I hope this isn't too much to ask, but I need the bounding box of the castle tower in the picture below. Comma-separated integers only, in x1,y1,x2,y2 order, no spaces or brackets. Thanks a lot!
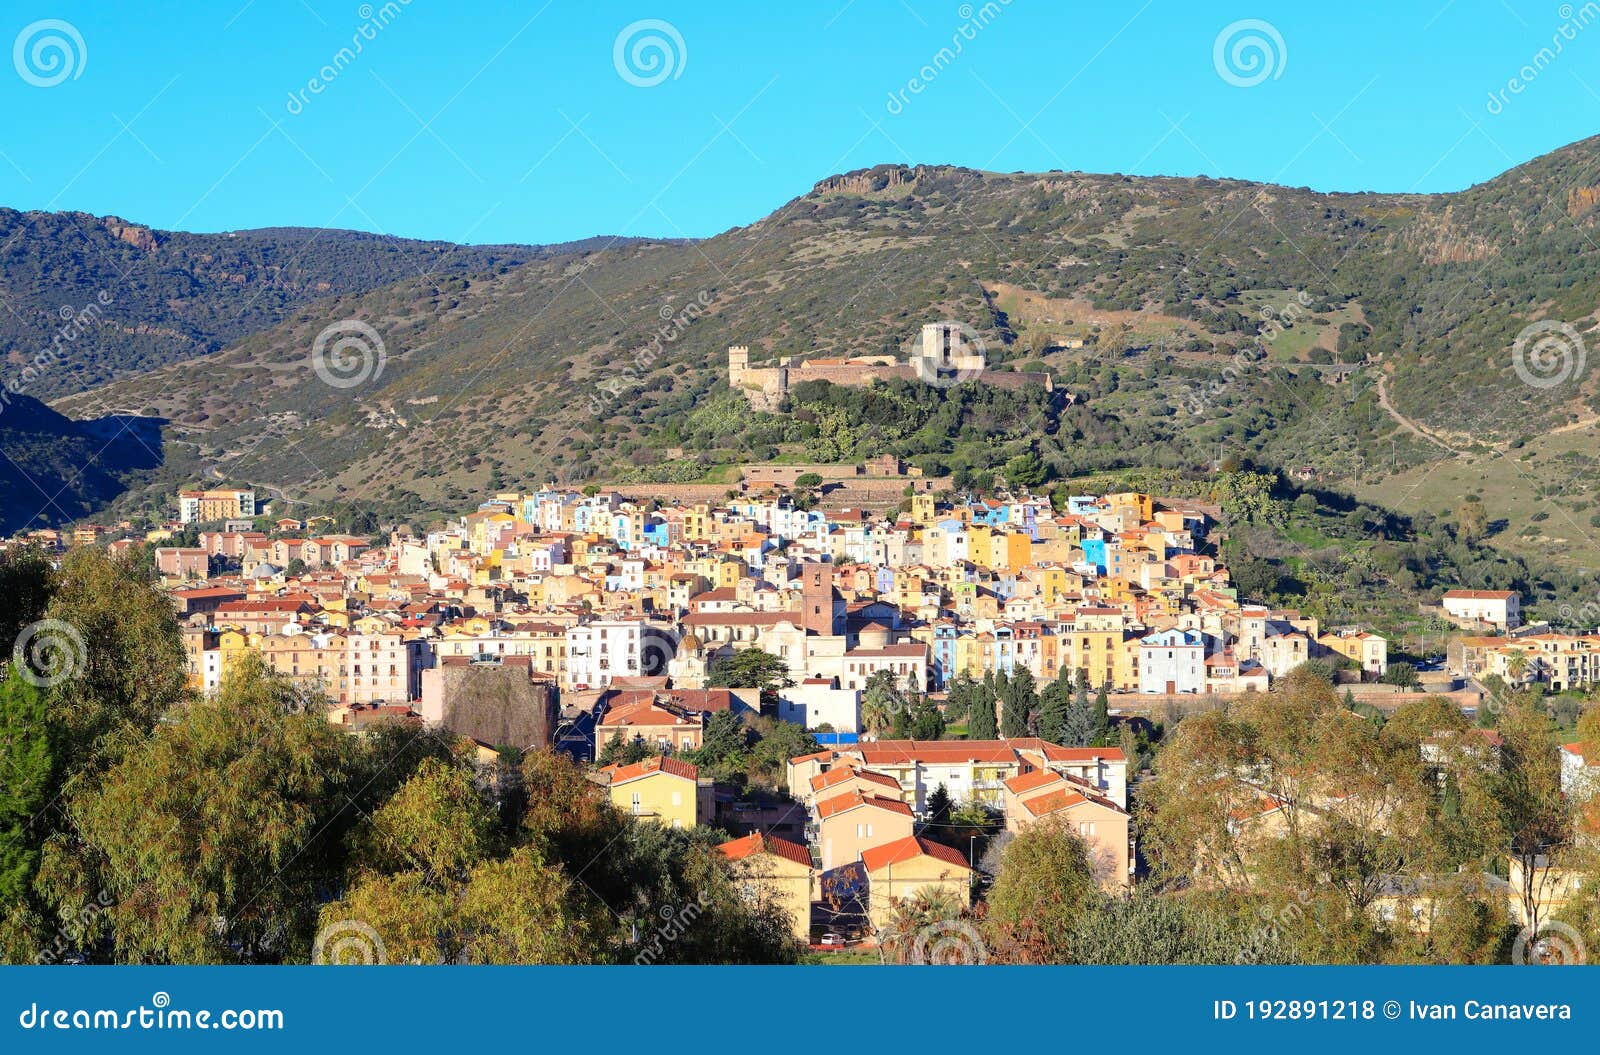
728,345,750,389
800,561,842,637
919,323,961,368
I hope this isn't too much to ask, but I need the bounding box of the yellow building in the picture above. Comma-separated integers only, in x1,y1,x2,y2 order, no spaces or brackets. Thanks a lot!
862,836,974,936
603,756,712,830
718,833,816,942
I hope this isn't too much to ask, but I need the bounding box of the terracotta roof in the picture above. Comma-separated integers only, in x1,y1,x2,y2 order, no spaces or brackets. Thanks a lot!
814,790,913,820
718,832,813,870
1002,768,1063,795
597,698,700,729
860,835,972,873
810,767,900,794
604,755,699,784
1022,786,1124,817
1442,590,1516,600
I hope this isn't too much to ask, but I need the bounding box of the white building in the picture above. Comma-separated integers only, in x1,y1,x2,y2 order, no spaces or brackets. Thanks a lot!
1139,628,1205,694
565,619,643,690
776,679,861,732
1441,589,1521,629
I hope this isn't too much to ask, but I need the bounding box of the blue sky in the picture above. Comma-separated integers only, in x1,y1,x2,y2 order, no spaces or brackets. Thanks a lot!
2,0,1597,244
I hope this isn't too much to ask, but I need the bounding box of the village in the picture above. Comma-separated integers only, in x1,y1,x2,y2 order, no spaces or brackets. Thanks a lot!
6,477,1597,954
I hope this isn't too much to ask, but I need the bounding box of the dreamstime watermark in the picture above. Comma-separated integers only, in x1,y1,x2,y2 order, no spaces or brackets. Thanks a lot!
632,891,713,964
2,292,114,415
885,1,1013,115
1511,319,1586,389
12,619,87,688
1212,19,1286,88
1235,889,1317,963
587,290,716,414
34,890,115,965
17,993,284,1031
910,919,988,964
1257,289,1314,344
312,319,387,389
12,19,85,87
312,919,387,964
1485,3,1599,115
1185,343,1265,416
914,320,987,389
1185,291,1313,416
1511,920,1587,965
613,19,686,87
284,1,413,115
638,625,683,679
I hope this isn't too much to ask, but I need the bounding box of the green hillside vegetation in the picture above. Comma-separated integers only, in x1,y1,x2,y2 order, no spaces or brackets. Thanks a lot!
0,209,666,401
12,138,1600,563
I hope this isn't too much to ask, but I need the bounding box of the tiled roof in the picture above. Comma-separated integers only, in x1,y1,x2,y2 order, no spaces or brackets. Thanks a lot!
718,832,814,870
860,836,971,872
814,790,913,820
604,755,698,784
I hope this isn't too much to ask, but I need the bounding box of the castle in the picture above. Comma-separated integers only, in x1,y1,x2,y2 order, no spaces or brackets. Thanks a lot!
728,322,1047,410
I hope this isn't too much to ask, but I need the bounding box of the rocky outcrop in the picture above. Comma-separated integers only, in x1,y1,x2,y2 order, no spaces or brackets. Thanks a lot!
101,216,159,251
812,164,924,196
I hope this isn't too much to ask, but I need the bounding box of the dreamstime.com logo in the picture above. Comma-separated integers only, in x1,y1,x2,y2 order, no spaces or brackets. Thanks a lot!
1512,319,1587,389
12,619,87,688
312,320,387,389
613,19,686,87
914,321,987,389
911,920,988,964
1213,19,1286,88
313,919,387,964
17,992,284,1031
12,19,86,87
1511,920,1587,965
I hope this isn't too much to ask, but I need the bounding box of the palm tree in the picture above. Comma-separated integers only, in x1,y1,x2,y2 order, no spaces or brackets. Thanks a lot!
876,887,966,964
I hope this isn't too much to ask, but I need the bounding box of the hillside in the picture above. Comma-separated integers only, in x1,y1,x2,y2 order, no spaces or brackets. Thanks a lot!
32,136,1600,560
0,394,163,526
0,209,658,399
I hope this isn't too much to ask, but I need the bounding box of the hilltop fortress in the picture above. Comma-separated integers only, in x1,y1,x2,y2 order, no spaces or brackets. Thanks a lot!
729,322,1053,410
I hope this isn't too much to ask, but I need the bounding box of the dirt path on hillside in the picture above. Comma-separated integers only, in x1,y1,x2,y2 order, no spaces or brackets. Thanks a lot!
1375,373,1465,456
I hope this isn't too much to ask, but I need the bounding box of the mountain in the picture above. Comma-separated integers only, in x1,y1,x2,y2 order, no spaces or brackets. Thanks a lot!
0,208,663,400
0,393,163,526
27,137,1600,565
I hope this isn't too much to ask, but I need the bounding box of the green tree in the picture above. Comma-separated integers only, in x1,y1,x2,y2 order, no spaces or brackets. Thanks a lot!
706,648,793,706
1092,684,1111,743
1037,666,1073,744
926,784,954,829
0,671,53,905
968,682,998,740
861,669,907,737
696,710,748,765
0,544,54,647
36,654,367,963
1383,662,1419,689
38,548,187,772
598,732,655,767
1000,668,1037,738
1060,680,1095,746
1004,451,1049,490
985,819,1100,963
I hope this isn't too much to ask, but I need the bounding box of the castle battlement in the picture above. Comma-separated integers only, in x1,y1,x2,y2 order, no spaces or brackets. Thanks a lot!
727,323,1052,410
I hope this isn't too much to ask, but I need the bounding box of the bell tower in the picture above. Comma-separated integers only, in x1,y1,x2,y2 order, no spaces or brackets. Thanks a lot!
801,561,841,636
